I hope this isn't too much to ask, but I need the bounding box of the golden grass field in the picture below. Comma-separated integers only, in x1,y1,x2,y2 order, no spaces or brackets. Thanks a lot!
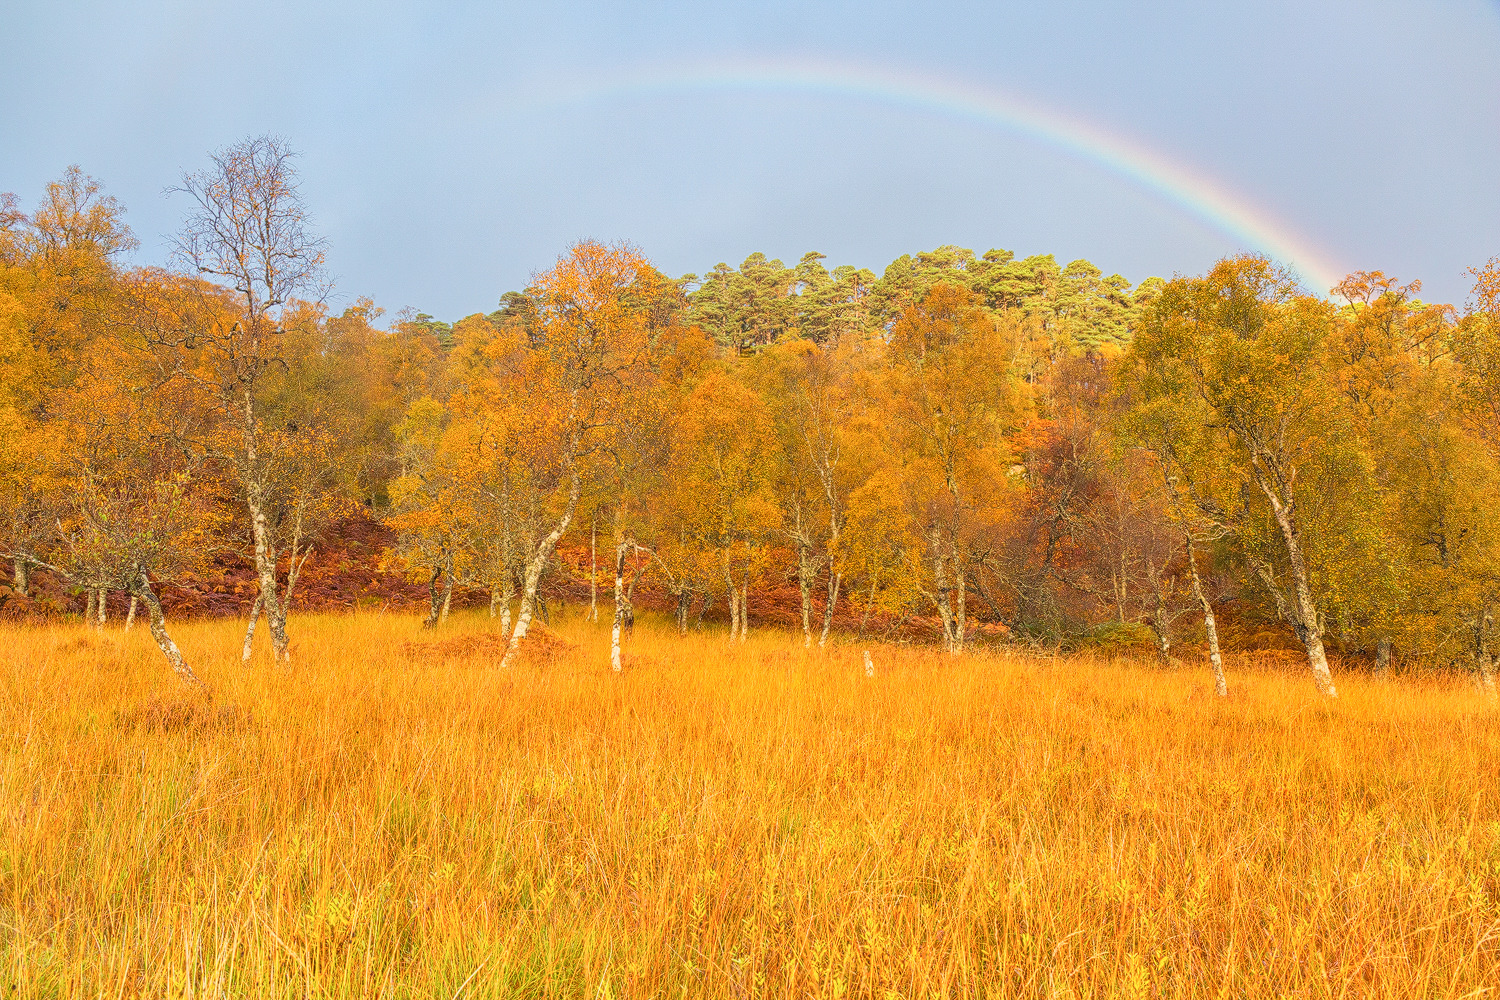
2,610,1498,998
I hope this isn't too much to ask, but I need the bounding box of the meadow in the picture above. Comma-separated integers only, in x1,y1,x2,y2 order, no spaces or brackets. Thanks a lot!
1,610,1498,998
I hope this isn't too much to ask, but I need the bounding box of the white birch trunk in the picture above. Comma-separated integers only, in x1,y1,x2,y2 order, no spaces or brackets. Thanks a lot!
422,563,443,629
97,588,107,628
1187,543,1226,697
131,570,200,686
955,556,967,655
124,595,137,632
11,557,28,596
1375,638,1391,681
1256,471,1336,697
242,592,263,662
722,550,739,640
499,516,574,669
590,520,598,622
611,541,627,672
728,580,740,640
819,570,841,648
241,390,288,661
1480,656,1498,702
817,449,844,649
84,588,97,628
739,580,749,643
282,521,309,611
798,542,814,649
1477,614,1497,702
248,492,290,661
499,441,579,669
931,528,956,652
439,551,453,624
1153,579,1171,666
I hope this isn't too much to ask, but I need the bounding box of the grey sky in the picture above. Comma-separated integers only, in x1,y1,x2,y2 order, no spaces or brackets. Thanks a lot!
3,0,1497,318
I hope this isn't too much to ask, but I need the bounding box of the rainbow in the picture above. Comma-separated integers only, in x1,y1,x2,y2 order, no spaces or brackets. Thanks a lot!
523,56,1346,294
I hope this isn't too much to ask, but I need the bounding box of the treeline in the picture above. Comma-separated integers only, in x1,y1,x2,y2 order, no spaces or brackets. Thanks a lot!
3,137,1499,698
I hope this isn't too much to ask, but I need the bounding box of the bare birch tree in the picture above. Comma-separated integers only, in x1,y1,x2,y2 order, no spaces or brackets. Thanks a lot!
167,135,329,663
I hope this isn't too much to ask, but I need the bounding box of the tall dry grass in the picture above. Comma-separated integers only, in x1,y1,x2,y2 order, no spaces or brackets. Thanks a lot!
1,609,1497,998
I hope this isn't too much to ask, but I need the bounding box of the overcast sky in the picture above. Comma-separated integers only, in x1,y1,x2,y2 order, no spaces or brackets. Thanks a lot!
3,0,1497,318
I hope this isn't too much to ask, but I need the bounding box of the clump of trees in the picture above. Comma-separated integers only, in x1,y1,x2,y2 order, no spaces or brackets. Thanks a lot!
3,138,1498,700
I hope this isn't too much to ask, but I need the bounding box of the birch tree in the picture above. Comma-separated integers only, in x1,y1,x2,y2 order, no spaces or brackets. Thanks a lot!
488,242,686,668
1121,255,1379,697
387,396,465,628
758,339,858,646
0,169,135,599
39,294,218,684
882,283,1023,652
671,369,780,642
160,135,331,663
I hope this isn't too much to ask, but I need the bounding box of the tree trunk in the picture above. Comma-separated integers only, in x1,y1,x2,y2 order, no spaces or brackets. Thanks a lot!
821,483,843,648
11,556,28,596
501,573,514,634
590,519,598,622
1375,638,1391,681
724,561,740,640
439,550,454,624
1287,580,1336,696
124,595,138,632
931,529,956,652
265,582,289,661
247,492,290,662
797,541,814,648
96,587,107,628
1480,656,1498,702
1257,476,1337,697
242,592,263,662
283,526,310,611
422,564,442,629
131,570,201,686
1477,613,1497,702
490,584,501,619
739,580,749,643
84,587,97,627
499,496,576,669
1153,583,1171,666
611,541,628,672
955,558,967,655
820,570,841,648
1186,543,1226,697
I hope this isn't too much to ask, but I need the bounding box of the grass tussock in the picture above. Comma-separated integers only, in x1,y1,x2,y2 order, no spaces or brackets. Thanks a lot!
1,610,1498,998
402,624,576,667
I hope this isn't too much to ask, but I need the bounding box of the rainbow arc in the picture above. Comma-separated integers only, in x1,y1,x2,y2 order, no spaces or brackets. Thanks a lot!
529,56,1345,294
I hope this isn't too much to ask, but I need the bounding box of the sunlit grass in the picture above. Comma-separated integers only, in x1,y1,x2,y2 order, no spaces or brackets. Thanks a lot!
1,609,1497,997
